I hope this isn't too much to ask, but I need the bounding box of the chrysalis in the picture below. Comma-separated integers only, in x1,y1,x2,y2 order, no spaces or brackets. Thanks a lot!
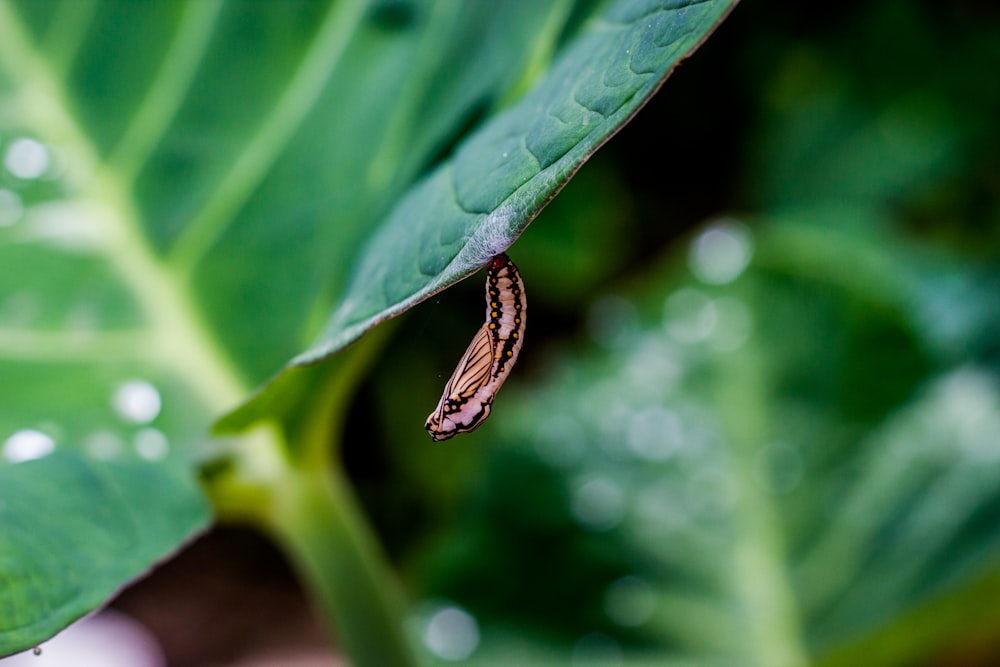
425,253,526,441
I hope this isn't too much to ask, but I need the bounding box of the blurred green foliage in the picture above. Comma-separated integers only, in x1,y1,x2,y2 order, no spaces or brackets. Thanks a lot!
356,1,1000,666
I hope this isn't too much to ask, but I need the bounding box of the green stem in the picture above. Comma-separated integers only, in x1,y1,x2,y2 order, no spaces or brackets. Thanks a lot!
715,283,809,667
209,323,411,667
265,464,419,667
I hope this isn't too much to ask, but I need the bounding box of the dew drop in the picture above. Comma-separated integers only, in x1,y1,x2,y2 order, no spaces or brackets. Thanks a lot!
112,380,162,424
688,218,754,285
134,428,169,461
422,605,480,662
4,137,50,180
2,429,55,463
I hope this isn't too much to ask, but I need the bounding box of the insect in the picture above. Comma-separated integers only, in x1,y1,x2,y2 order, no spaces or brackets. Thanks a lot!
425,253,526,441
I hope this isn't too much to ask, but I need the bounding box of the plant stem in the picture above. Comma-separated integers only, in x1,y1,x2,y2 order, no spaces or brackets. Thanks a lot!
714,281,809,667
265,463,419,667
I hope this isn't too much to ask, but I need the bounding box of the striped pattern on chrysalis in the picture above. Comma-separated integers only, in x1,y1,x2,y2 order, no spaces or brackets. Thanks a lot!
425,253,526,441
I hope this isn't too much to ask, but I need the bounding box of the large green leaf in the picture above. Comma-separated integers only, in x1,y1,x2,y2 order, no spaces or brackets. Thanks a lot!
0,452,206,654
292,0,739,367
0,0,738,657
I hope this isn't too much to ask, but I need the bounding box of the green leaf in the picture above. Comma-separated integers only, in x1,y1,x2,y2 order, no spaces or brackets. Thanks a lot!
292,0,739,368
0,452,207,655
0,0,739,658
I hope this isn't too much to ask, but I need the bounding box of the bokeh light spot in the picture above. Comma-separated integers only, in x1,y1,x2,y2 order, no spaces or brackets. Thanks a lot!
572,477,626,531
422,605,480,662
3,429,55,463
112,380,162,424
936,369,1000,462
134,428,170,461
689,218,753,285
626,406,682,461
604,576,656,627
707,296,754,351
4,137,50,180
85,430,124,460
664,288,716,344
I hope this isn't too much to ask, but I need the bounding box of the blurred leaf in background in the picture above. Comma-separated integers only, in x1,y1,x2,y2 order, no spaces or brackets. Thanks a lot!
360,1,1000,666
400,218,1000,666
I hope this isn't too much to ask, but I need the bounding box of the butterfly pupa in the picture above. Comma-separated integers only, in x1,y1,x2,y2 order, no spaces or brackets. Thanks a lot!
425,253,526,441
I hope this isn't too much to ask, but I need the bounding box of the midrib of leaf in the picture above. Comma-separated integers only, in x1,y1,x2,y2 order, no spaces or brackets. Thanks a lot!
0,0,246,415
715,322,810,667
108,0,225,185
166,0,369,280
